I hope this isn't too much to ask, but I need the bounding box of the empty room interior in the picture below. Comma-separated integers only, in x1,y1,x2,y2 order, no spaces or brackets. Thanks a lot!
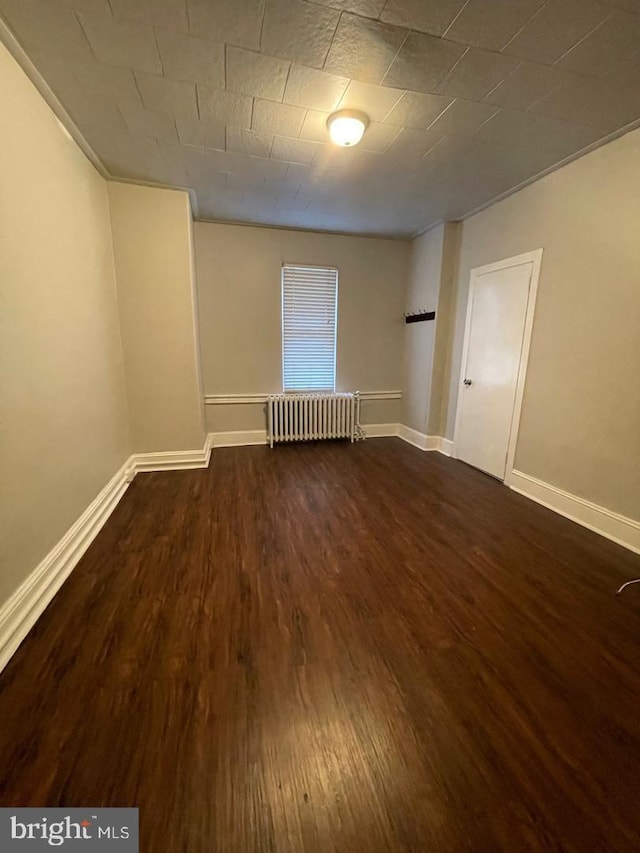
1,0,640,849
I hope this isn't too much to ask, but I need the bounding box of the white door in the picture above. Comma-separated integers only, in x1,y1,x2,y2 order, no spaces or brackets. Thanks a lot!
454,254,539,480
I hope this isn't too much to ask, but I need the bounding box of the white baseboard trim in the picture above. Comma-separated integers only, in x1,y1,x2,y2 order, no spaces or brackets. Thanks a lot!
210,430,268,448
362,423,400,438
209,425,403,445
207,425,455,447
438,438,454,457
397,424,436,450
510,470,640,555
0,435,216,675
396,425,451,454
132,435,213,473
0,460,132,675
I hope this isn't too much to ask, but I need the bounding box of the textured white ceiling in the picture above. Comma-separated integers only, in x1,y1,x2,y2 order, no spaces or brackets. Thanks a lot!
2,0,640,236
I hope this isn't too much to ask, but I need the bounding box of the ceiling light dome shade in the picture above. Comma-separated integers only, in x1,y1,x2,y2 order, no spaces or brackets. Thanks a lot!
327,110,369,147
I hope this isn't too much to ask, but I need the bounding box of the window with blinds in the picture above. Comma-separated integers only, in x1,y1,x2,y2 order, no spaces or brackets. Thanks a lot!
281,264,338,392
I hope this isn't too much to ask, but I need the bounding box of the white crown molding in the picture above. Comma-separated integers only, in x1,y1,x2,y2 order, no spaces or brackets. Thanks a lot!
510,470,640,555
195,217,408,241
205,390,402,405
411,122,640,239
5,7,639,243
0,15,107,176
0,19,202,216
457,117,640,229
108,175,201,218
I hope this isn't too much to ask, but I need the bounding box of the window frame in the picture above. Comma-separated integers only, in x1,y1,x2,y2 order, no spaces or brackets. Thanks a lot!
281,263,339,394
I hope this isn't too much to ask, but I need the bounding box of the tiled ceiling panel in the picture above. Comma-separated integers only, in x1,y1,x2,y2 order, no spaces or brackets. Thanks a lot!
557,10,640,76
483,60,567,110
443,0,545,52
436,48,521,100
337,79,405,121
380,0,466,37
108,0,189,29
76,10,164,72
186,0,263,49
283,65,349,111
605,50,640,89
1,0,639,237
383,31,466,92
154,29,225,88
323,13,407,82
384,91,453,129
261,0,339,69
226,46,290,101
502,0,611,65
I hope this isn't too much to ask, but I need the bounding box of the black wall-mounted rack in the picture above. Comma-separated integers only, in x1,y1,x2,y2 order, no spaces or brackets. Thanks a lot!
404,310,436,324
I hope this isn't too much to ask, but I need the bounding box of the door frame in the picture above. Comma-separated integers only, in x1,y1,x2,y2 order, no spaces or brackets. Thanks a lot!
453,249,543,486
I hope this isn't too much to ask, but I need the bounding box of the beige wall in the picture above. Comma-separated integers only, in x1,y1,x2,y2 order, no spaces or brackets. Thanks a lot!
0,43,130,606
402,225,442,433
4,14,636,622
402,222,460,435
108,183,205,453
206,398,403,434
446,128,640,519
429,223,460,436
194,222,409,430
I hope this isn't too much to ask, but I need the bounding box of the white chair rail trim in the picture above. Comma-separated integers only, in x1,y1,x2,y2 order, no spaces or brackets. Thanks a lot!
204,390,402,405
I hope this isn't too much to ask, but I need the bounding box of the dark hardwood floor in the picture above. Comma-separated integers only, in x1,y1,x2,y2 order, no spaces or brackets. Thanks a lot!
1,438,639,852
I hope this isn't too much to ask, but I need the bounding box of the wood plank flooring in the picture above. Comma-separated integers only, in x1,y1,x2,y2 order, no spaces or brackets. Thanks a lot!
1,438,639,852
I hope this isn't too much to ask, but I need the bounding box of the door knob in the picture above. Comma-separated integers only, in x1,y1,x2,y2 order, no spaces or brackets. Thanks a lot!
463,378,472,386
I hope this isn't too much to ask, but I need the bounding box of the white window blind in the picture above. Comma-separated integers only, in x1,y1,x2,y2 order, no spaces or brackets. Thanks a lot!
282,264,338,392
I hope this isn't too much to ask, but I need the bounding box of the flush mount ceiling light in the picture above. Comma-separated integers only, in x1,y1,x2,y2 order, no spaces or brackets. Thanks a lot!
326,110,369,147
